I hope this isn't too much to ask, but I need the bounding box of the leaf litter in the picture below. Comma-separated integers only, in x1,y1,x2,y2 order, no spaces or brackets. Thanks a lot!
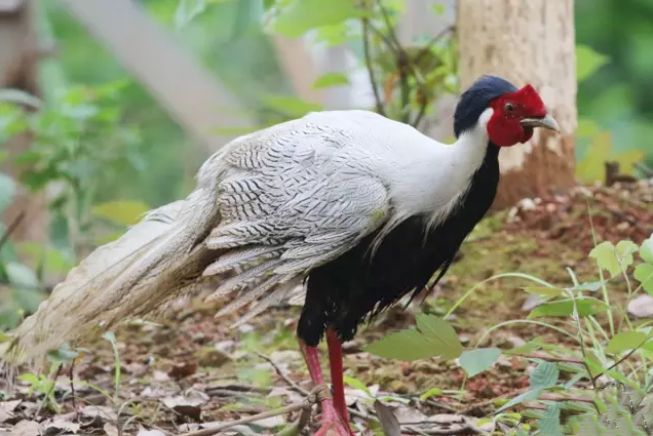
0,180,651,435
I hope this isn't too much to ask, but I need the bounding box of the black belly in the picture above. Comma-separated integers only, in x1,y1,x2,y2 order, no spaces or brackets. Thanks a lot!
297,145,500,346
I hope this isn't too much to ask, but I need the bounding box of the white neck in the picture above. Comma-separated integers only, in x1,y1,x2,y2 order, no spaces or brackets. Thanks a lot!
389,108,494,222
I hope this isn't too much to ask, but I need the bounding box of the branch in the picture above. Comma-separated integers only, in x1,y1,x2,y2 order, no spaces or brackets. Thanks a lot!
0,211,25,251
361,16,386,116
413,26,454,65
178,385,326,436
256,352,309,396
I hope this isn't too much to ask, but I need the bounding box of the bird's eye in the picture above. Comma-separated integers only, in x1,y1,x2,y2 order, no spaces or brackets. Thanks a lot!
504,102,515,113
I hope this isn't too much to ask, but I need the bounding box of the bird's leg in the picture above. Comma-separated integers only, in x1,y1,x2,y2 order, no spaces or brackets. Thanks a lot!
326,327,350,426
299,339,353,436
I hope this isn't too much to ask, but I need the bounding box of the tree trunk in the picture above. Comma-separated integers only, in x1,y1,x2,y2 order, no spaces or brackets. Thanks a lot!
0,0,47,242
457,0,577,208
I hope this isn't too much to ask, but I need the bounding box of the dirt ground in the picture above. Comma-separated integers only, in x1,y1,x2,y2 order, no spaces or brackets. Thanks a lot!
1,180,651,435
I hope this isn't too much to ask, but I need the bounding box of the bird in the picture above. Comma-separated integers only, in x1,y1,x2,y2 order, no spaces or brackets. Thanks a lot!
4,75,558,435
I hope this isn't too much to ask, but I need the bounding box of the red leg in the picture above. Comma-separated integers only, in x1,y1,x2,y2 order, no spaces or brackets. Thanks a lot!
299,339,353,436
326,328,350,426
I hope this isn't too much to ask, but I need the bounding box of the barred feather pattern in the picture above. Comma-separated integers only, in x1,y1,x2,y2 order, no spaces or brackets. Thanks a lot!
5,109,491,366
199,115,392,314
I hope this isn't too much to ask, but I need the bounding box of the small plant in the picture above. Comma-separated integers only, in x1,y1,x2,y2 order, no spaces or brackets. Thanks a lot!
367,232,653,433
0,81,145,255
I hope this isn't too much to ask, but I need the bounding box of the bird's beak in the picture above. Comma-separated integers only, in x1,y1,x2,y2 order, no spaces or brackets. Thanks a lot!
520,114,560,132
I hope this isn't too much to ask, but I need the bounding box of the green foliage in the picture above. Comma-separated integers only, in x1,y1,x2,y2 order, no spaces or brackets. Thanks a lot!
261,94,323,119
0,81,144,253
589,240,638,278
528,297,608,318
634,235,653,295
365,314,463,361
576,45,609,82
264,0,362,37
459,347,501,378
17,365,61,412
0,173,16,215
575,129,645,182
312,72,350,89
395,232,653,433
605,331,650,354
174,0,236,29
538,403,563,436
92,200,150,227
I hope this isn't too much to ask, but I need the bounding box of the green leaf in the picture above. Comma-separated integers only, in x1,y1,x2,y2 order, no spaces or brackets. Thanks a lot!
522,286,565,299
414,314,464,359
92,200,150,226
6,262,39,288
0,173,15,214
497,388,543,413
174,0,206,29
505,338,545,356
606,331,650,354
616,240,638,269
589,240,638,278
267,0,362,37
343,375,371,396
312,72,349,89
538,403,563,436
459,347,501,377
366,314,463,361
432,3,445,15
262,94,322,118
47,344,80,364
576,44,609,82
576,132,644,183
634,264,653,295
529,361,559,389
528,297,608,318
640,234,653,263
419,387,442,401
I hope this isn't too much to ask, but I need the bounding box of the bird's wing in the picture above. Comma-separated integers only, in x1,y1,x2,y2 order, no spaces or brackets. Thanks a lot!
201,118,391,321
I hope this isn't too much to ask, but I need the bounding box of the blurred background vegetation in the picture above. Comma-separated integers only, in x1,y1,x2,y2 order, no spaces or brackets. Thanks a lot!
0,0,651,328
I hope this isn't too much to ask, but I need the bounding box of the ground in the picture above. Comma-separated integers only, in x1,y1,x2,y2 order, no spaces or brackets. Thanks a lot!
1,180,651,435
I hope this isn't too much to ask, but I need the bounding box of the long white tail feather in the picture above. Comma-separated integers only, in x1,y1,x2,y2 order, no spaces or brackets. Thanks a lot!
4,188,219,366
231,276,299,327
202,246,281,276
209,258,284,297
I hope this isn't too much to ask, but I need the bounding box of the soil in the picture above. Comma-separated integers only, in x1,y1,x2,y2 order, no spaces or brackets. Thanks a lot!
1,180,651,435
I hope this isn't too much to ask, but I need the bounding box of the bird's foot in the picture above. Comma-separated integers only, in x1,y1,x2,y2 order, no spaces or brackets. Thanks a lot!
315,401,354,436
314,419,353,436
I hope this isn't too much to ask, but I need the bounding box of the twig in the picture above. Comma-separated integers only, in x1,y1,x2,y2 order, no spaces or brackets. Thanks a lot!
413,26,454,65
69,361,78,419
410,26,455,128
361,16,386,116
0,211,24,250
256,352,309,396
517,353,584,365
275,402,313,436
539,393,596,405
460,387,529,415
367,22,399,55
178,386,325,436
374,0,411,122
591,343,644,384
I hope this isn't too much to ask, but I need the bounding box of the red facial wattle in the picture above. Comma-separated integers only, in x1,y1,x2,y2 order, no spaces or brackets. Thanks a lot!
487,84,548,147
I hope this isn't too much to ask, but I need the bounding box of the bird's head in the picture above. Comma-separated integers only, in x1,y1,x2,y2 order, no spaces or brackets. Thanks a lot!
453,75,559,147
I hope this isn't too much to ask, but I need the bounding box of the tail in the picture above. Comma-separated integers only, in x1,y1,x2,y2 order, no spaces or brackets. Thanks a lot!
3,188,219,367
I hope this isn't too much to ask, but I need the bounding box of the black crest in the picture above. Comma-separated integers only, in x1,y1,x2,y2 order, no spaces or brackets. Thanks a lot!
453,75,517,137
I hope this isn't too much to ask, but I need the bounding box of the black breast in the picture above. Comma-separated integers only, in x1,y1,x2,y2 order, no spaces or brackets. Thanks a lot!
298,144,500,346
